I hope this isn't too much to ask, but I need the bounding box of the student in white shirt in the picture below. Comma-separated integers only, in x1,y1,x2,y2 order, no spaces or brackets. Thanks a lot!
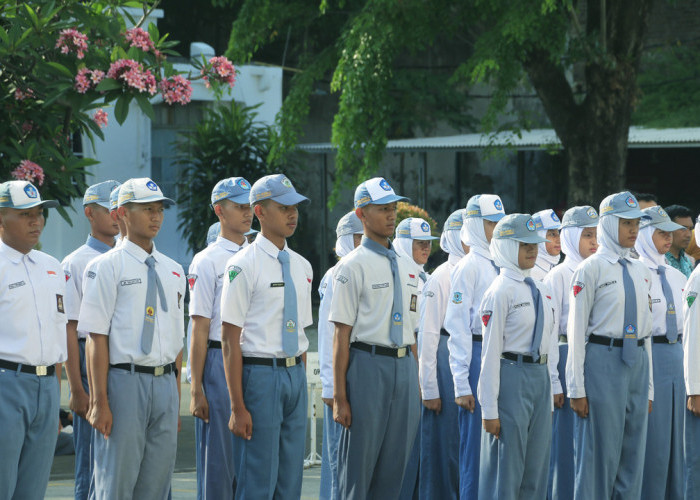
530,208,562,281
543,205,599,500
394,216,439,500
478,213,560,500
189,177,253,499
566,191,654,500
78,177,186,500
635,206,686,500
330,177,420,499
684,222,700,500
0,180,66,500
220,173,313,500
444,193,505,499
419,209,468,499
62,179,121,500
318,211,363,500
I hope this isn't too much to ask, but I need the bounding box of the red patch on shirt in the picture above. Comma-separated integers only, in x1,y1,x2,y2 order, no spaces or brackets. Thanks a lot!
307,278,312,283
409,274,415,279
65,272,71,282
187,274,197,290
47,270,56,276
572,281,585,297
546,295,551,300
172,271,181,278
481,311,492,327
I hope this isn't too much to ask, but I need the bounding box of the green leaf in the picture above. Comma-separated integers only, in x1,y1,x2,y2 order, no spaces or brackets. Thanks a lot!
95,78,123,91
23,3,39,29
0,26,9,46
148,22,160,45
135,94,155,121
55,204,74,226
114,94,131,125
46,62,74,79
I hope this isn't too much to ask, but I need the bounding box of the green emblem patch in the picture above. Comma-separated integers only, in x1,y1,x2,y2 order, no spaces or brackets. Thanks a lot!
228,266,242,282
687,292,697,308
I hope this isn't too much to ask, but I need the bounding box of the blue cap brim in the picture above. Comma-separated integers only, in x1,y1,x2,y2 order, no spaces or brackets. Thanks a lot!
563,221,598,229
413,235,439,240
367,194,409,206
213,193,251,205
10,199,59,209
513,235,550,244
269,192,310,206
127,195,175,207
608,208,645,219
643,220,684,231
483,213,506,222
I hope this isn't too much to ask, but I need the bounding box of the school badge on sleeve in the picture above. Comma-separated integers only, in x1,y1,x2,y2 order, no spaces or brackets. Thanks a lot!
452,292,463,304
481,310,492,327
688,291,698,308
572,281,585,297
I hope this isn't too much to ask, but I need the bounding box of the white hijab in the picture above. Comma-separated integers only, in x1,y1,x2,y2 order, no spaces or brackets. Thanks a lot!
598,215,630,258
463,217,491,254
393,237,424,270
560,226,585,268
440,229,466,263
491,238,528,277
536,229,559,269
335,234,356,258
635,225,666,268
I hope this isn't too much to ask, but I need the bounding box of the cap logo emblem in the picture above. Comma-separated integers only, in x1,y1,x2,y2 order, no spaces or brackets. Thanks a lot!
420,222,430,232
526,219,536,231
586,207,598,218
625,196,637,208
24,184,38,199
551,212,560,222
379,179,392,191
281,177,293,188
146,180,158,191
658,207,667,217
494,199,503,211
238,179,250,190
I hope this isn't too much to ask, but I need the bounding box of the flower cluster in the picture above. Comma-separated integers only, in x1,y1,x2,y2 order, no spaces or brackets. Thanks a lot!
74,67,106,93
11,160,45,186
202,56,236,89
107,59,156,95
92,109,108,128
14,88,35,100
124,27,155,52
56,28,88,59
159,75,193,105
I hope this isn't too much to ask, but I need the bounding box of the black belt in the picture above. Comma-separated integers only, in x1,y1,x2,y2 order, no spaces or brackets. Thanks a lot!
0,359,55,376
208,340,222,349
78,338,87,344
440,328,450,337
652,335,682,344
558,335,568,344
242,356,302,368
501,352,548,364
588,334,645,348
472,334,483,342
351,341,411,358
110,362,177,376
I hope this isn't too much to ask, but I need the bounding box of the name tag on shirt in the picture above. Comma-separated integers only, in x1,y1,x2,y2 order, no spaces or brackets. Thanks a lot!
270,282,285,288
410,294,417,312
9,281,25,290
56,294,64,313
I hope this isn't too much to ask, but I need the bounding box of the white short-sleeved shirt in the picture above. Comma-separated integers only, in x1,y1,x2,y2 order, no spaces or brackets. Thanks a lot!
62,236,114,337
544,260,577,340
329,244,419,347
0,242,68,365
188,236,248,342
418,260,454,400
565,247,654,400
445,246,499,397
684,267,700,394
639,260,685,338
477,268,560,420
77,240,186,366
318,266,336,399
220,234,313,358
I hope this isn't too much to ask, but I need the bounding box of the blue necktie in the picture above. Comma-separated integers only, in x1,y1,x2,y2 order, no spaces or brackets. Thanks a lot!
361,238,404,346
524,277,544,358
657,266,679,343
491,260,500,275
619,259,638,366
419,271,427,283
277,250,299,356
142,256,168,354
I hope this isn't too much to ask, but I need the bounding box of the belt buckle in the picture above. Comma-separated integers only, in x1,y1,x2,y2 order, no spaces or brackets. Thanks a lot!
538,355,547,365
397,347,407,358
669,337,678,344
36,365,47,376
285,357,296,368
154,366,164,376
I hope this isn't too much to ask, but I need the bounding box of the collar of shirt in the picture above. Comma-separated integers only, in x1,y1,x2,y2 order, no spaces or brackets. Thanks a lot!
85,234,114,254
122,238,159,264
501,267,525,282
470,244,495,263
255,233,288,259
216,235,248,253
0,240,35,264
639,255,660,270
596,246,620,264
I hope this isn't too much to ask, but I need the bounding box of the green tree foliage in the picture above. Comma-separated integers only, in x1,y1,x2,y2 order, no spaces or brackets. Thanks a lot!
175,101,274,252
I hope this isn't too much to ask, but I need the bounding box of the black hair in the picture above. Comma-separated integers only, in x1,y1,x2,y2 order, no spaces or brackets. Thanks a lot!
631,192,658,204
664,204,694,223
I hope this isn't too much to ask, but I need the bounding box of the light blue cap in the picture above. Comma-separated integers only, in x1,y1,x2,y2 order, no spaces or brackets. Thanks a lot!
493,213,549,243
464,194,506,222
599,191,644,219
0,180,58,209
249,174,309,206
109,185,122,211
83,180,120,209
336,211,363,238
354,177,408,208
532,209,561,231
561,205,599,228
206,222,220,245
640,206,684,231
211,177,252,205
118,178,174,208
395,217,439,240
443,209,464,232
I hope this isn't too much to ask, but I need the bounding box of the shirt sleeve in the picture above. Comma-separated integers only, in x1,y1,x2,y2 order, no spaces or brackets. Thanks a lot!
445,261,477,397
685,273,700,394
418,273,444,400
477,284,508,420
188,254,216,319
301,260,314,329
62,257,82,322
220,255,252,329
541,281,562,396
328,260,361,328
317,270,335,399
77,257,117,335
643,266,654,401
566,262,596,399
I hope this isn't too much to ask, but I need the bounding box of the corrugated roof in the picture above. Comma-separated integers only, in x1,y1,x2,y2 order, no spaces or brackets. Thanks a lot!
298,127,700,153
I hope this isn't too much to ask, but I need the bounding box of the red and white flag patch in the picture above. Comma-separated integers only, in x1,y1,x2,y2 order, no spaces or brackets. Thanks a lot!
482,310,492,327
187,274,197,290
573,281,585,297
172,271,181,278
